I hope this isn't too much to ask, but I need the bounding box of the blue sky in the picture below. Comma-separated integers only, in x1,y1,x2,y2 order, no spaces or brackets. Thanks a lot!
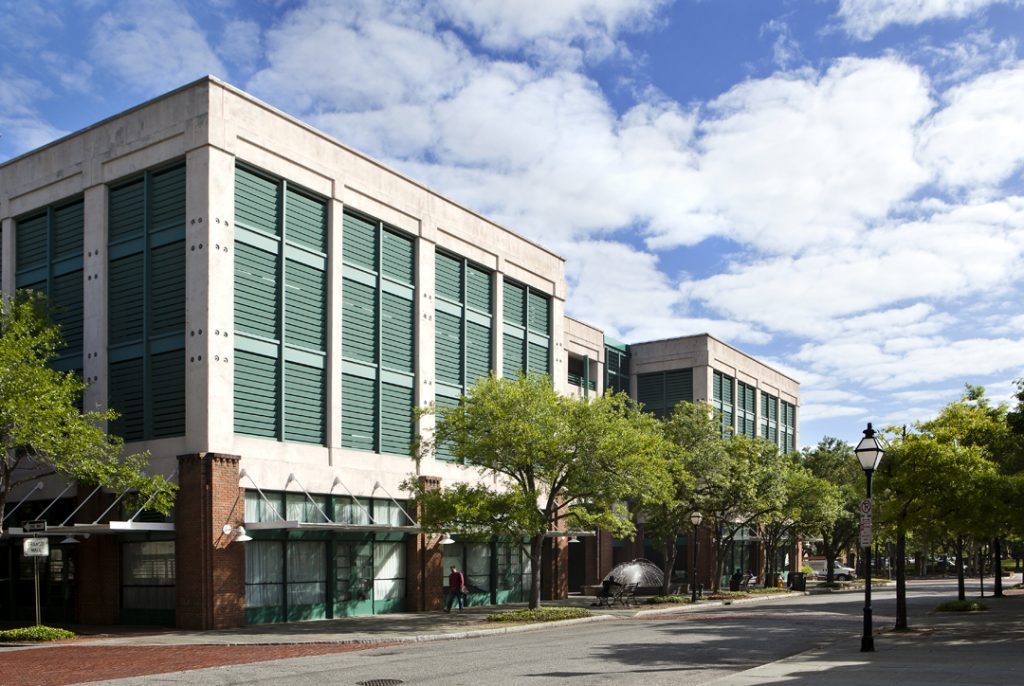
3,0,1024,448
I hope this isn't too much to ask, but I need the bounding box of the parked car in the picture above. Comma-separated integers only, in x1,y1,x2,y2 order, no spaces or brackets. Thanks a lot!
807,559,857,581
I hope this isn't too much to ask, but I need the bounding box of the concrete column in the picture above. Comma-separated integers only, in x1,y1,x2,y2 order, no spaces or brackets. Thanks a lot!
326,198,343,454
82,186,107,414
550,296,566,393
184,146,236,454
492,262,503,377
175,452,245,629
0,218,13,294
416,234,436,466
693,367,712,405
406,475,444,611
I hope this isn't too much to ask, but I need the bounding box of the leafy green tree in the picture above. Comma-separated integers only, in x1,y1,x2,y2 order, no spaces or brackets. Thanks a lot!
801,437,862,583
641,401,714,595
672,433,786,591
760,460,841,587
405,374,669,609
0,291,175,522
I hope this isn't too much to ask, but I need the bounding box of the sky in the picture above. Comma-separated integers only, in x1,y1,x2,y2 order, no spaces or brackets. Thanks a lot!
2,0,1024,448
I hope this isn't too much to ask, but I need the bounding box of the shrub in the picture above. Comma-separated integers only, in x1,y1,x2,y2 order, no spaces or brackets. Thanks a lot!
646,595,691,605
936,600,988,612
486,607,591,623
0,626,76,642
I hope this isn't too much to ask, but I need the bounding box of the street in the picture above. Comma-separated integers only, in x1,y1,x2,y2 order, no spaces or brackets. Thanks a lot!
79,578,1019,685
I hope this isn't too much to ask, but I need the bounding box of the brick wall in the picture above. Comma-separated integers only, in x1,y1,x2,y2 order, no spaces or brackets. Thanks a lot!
405,475,443,611
175,452,245,629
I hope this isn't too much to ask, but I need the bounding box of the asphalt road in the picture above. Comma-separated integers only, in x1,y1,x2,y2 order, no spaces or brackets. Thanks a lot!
90,579,977,686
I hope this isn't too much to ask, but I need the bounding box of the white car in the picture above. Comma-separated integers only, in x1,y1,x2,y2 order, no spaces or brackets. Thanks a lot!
807,560,856,581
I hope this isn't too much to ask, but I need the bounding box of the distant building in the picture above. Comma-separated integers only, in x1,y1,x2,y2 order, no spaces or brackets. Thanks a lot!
0,77,798,627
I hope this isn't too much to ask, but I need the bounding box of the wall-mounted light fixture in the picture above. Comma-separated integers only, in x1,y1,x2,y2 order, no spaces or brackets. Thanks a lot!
222,524,252,543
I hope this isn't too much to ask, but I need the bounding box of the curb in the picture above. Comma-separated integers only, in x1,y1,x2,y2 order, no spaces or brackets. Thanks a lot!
633,591,805,618
68,614,619,648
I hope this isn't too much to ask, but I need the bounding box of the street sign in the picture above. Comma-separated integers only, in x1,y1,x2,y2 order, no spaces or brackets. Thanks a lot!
859,499,872,516
23,537,49,557
23,520,47,533
859,521,873,547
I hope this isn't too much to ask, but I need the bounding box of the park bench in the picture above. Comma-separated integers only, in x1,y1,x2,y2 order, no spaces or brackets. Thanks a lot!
595,581,638,608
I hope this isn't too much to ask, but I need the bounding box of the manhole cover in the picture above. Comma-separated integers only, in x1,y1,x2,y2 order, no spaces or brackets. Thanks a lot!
356,680,404,686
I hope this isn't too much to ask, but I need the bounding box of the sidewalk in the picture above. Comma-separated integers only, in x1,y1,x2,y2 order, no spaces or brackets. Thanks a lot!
714,585,1024,685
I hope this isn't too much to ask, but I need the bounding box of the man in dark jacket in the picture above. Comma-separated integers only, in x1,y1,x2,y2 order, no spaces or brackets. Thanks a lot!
445,565,466,612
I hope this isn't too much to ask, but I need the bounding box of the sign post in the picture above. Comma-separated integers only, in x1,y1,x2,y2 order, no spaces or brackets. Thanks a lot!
859,499,873,548
23,538,49,626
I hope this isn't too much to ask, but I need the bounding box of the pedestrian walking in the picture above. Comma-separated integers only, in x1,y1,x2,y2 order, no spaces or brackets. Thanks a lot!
445,565,466,612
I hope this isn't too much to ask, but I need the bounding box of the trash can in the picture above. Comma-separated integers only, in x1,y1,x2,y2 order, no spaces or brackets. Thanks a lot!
729,578,741,591
789,571,806,591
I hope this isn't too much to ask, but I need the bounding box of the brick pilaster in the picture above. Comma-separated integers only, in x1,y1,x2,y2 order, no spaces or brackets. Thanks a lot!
74,492,120,624
406,475,444,611
175,452,245,629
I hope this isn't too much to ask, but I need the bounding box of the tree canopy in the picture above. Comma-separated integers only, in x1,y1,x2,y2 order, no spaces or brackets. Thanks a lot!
0,291,175,522
405,373,668,608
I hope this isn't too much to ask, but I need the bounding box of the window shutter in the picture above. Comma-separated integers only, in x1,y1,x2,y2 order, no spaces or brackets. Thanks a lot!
235,167,280,236
285,188,326,253
380,382,413,455
341,373,376,451
342,278,377,363
234,350,280,438
381,291,414,373
150,349,186,437
284,258,326,349
284,360,325,444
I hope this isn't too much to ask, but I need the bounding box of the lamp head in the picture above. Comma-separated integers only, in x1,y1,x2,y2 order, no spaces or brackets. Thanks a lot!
439,533,455,545
855,423,885,472
690,511,703,527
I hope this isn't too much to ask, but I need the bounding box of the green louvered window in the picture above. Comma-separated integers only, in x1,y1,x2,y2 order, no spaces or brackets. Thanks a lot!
604,342,630,395
737,381,756,438
637,369,693,418
341,208,415,455
434,251,493,462
712,370,735,438
761,392,778,445
781,400,796,454
502,280,549,379
15,199,84,373
234,164,328,444
107,164,186,440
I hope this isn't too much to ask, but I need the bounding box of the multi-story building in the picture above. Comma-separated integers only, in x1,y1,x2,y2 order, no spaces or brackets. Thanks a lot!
0,78,798,627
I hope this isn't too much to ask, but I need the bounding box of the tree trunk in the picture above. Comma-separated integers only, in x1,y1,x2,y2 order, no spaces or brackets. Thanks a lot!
662,537,677,596
993,538,1004,597
956,536,966,602
978,547,985,598
894,528,908,630
529,534,544,609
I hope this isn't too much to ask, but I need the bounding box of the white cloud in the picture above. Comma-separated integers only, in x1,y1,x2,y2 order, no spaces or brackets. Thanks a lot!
218,19,263,73
837,0,1014,40
648,57,932,254
90,0,227,94
916,30,1018,85
438,0,668,65
0,72,65,156
919,65,1024,190
799,403,868,422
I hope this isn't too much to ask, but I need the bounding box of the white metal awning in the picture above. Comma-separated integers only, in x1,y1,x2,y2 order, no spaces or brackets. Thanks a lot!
245,520,419,534
5,522,175,536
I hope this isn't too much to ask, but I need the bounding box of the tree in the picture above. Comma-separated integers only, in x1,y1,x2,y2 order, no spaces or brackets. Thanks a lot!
802,437,862,584
760,460,841,588
676,433,786,591
642,401,715,595
405,374,669,609
0,291,175,522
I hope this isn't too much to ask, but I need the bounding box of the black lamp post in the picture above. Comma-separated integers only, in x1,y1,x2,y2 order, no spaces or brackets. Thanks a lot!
855,422,885,652
691,511,703,603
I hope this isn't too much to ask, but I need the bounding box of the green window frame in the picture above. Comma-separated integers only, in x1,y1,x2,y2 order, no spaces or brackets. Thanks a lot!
233,163,328,444
434,250,493,461
502,280,550,379
15,197,84,373
637,369,693,418
604,343,630,395
712,370,735,438
761,392,778,445
781,400,796,453
107,164,186,441
340,208,415,455
737,381,756,438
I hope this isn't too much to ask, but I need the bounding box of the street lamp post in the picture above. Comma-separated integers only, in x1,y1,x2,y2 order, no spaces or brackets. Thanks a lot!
855,422,885,653
691,511,703,603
